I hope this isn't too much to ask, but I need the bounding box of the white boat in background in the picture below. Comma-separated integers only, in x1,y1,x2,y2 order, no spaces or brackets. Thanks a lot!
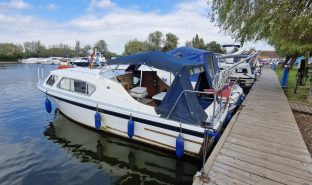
21,58,40,64
69,57,89,67
217,52,258,92
21,57,64,65
38,51,232,158
45,57,63,65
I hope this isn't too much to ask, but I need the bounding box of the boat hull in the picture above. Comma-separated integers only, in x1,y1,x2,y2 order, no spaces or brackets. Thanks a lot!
51,96,206,157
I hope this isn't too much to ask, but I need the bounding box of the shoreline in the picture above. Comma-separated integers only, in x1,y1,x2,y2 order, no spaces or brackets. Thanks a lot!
0,61,20,64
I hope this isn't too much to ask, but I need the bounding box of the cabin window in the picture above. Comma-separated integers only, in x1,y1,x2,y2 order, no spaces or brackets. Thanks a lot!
236,68,248,73
58,77,96,96
87,84,96,95
58,78,72,90
46,75,57,86
73,80,86,94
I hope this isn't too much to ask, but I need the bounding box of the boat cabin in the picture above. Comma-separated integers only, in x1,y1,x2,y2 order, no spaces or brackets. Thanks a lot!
107,51,215,125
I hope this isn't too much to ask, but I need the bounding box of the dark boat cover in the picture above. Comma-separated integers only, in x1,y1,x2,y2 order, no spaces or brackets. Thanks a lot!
108,51,208,125
167,47,219,88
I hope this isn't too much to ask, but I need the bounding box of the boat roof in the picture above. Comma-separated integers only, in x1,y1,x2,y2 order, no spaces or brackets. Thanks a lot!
107,51,204,75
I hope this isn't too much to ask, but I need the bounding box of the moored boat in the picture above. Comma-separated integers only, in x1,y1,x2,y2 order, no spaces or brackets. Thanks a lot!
38,51,231,158
217,53,258,93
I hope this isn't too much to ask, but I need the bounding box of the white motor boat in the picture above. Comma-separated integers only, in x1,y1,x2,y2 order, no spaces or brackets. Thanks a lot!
38,51,232,158
21,58,40,64
218,53,258,92
45,57,63,65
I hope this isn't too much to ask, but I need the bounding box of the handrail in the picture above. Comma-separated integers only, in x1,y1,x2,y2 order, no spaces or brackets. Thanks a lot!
166,89,226,122
37,64,44,81
213,53,258,91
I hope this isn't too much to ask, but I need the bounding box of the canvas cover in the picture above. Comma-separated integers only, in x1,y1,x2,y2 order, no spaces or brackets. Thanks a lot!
167,47,219,88
108,51,208,125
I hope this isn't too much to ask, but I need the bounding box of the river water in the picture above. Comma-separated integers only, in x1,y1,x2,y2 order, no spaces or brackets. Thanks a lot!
0,64,200,185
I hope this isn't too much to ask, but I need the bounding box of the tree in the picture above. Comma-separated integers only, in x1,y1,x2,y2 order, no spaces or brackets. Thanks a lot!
106,51,119,59
209,0,312,55
185,34,206,49
205,41,224,53
208,0,312,100
0,43,23,61
83,44,92,54
147,31,163,50
75,41,81,56
95,40,109,57
231,47,239,54
163,33,179,51
123,39,149,55
23,41,46,57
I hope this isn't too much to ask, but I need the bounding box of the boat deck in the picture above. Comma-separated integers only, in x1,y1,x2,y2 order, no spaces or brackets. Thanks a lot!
193,67,312,185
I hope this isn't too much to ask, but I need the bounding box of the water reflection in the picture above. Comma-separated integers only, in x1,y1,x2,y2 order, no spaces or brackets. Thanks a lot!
44,110,200,185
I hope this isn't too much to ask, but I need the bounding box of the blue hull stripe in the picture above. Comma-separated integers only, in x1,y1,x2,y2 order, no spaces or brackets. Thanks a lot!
49,94,205,138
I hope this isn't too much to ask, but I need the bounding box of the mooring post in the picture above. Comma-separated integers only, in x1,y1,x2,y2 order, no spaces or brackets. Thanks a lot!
281,65,289,87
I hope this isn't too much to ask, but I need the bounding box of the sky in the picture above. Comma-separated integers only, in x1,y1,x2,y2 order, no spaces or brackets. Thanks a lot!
0,0,274,54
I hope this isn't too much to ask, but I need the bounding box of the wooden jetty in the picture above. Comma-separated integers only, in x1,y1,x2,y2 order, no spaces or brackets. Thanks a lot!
193,67,312,185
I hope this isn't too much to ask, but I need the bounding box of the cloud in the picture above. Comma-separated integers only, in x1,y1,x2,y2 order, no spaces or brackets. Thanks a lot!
0,0,32,10
47,3,58,10
0,0,273,54
87,0,116,12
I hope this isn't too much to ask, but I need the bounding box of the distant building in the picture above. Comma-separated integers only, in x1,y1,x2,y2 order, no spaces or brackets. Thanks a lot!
259,50,279,60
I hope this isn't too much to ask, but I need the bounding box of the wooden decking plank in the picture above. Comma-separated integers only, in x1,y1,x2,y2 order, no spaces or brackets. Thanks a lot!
230,128,306,149
238,113,296,123
234,119,301,134
220,147,312,181
193,68,312,185
215,154,312,185
223,142,312,173
227,134,311,163
207,168,250,185
212,162,281,185
233,120,301,136
237,113,297,123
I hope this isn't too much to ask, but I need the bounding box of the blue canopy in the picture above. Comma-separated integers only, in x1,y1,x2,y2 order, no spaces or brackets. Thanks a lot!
167,47,219,88
108,51,208,125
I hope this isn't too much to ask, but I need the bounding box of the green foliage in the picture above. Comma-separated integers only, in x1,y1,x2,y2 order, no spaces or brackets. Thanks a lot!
24,41,46,57
185,34,206,49
75,41,81,56
185,34,225,53
123,31,180,55
163,33,179,51
95,40,109,57
231,47,239,54
205,41,224,53
147,31,164,50
0,39,115,61
123,39,149,55
0,43,23,61
209,0,312,56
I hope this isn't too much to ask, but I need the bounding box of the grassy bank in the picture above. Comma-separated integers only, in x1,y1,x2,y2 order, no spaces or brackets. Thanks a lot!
276,66,312,105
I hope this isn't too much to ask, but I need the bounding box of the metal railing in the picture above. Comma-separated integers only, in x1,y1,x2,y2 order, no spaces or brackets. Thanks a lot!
165,89,227,126
213,53,258,91
37,64,44,81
